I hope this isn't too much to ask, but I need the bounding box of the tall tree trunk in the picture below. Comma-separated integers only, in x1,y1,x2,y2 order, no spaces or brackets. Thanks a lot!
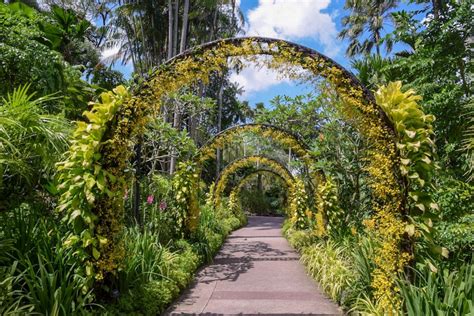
432,0,441,19
138,14,149,71
209,1,220,41
179,0,190,53
172,0,179,57
375,31,381,56
215,77,224,179
257,174,263,193
167,0,174,60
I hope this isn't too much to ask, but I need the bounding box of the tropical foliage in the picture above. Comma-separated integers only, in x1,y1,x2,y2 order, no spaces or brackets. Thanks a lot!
0,0,472,315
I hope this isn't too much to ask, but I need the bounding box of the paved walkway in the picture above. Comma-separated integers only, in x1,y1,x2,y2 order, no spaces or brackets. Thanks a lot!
165,216,342,316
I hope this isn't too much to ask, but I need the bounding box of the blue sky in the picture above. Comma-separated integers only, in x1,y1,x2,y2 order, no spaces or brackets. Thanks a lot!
112,0,422,108
233,0,349,107
230,0,422,107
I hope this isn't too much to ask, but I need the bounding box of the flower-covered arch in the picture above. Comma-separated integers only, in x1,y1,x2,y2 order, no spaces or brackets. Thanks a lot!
232,168,292,197
197,123,315,166
226,168,293,219
213,155,294,206
197,123,322,192
56,37,419,308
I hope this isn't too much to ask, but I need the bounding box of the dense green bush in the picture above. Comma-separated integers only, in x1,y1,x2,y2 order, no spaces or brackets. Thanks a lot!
239,187,286,216
108,232,199,315
0,85,70,209
433,176,474,264
0,3,65,96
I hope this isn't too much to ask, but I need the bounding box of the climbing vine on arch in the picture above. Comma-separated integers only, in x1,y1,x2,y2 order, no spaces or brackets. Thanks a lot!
232,168,293,198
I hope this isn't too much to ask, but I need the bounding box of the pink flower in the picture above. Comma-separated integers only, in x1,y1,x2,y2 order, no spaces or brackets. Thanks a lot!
124,189,128,200
159,200,167,211
146,195,154,204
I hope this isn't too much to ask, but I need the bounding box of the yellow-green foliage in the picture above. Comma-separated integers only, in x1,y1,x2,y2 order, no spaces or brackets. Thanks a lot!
172,161,200,234
57,86,130,285
198,124,314,166
289,178,310,230
315,176,343,236
301,240,354,304
365,81,440,311
54,39,437,308
376,81,438,215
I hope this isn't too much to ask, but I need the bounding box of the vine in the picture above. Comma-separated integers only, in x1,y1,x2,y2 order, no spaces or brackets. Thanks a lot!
57,86,131,285
288,178,310,230
172,161,200,234
233,169,292,197
198,124,314,166
314,177,343,237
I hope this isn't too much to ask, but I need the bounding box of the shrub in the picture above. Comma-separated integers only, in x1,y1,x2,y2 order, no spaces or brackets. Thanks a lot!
0,3,65,96
300,241,354,305
286,229,314,251
398,263,474,315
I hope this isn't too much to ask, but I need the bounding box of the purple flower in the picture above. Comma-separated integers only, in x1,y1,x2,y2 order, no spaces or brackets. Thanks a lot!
146,195,154,204
159,200,167,211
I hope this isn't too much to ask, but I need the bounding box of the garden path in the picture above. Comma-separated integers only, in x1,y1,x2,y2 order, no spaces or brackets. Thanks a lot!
165,216,342,315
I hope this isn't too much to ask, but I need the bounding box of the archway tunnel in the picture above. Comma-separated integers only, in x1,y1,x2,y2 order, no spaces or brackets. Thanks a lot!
55,36,438,312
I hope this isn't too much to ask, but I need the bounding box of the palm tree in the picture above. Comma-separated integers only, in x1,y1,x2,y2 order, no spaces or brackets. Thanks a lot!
0,85,70,209
339,0,398,57
351,54,395,89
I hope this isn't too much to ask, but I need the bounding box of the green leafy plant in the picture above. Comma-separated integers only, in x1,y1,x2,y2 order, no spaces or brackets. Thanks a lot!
56,85,130,284
300,240,354,304
0,85,69,207
398,263,474,315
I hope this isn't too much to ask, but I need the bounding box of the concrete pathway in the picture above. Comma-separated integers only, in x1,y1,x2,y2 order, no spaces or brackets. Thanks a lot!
165,216,342,316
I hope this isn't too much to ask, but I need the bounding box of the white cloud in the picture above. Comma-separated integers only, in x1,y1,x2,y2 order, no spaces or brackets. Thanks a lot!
244,0,340,57
101,46,121,60
230,64,292,98
230,0,340,98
